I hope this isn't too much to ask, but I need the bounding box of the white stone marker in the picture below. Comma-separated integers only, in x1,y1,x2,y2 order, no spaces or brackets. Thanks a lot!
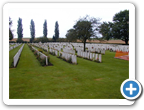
90,53,93,60
99,54,102,62
101,50,105,54
95,54,98,61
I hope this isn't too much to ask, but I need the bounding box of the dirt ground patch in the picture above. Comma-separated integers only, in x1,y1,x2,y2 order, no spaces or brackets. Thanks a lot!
94,78,103,81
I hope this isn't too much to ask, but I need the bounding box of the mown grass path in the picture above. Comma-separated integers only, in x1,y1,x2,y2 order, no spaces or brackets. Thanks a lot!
9,44,129,99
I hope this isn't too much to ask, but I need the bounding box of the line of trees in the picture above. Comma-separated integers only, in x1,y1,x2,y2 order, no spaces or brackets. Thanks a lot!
9,18,59,43
9,10,129,45
98,10,129,44
66,10,129,52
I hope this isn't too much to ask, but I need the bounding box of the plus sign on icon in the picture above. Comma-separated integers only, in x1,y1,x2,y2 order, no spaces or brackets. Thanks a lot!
126,83,137,95
121,79,142,100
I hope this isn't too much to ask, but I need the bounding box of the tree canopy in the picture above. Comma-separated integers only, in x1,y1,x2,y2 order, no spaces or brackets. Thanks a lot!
66,29,77,42
43,20,48,37
98,22,113,40
112,10,129,44
66,15,101,51
17,18,23,39
30,19,35,42
9,17,13,40
98,10,129,44
54,21,59,40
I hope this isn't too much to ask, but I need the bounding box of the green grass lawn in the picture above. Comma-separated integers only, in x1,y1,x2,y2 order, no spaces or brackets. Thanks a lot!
9,44,129,99
9,44,22,67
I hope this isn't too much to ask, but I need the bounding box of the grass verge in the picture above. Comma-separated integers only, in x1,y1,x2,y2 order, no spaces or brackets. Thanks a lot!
9,44,129,99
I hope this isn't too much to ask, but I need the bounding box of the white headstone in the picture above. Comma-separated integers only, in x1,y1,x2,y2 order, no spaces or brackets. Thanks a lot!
90,53,93,60
99,54,102,62
95,54,98,61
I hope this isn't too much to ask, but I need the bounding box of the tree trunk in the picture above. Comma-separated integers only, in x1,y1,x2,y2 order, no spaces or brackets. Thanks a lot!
84,39,86,52
125,39,128,45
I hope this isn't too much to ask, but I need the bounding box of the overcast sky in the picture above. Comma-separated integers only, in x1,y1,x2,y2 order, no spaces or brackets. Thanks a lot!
8,3,130,38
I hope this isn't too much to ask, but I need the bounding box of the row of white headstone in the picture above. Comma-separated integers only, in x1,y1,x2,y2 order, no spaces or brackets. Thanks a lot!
13,44,25,67
9,43,21,51
86,48,105,54
32,43,48,52
60,52,77,64
49,48,56,54
71,42,129,52
49,48,77,64
77,50,102,62
110,46,129,52
31,46,48,65
63,48,75,54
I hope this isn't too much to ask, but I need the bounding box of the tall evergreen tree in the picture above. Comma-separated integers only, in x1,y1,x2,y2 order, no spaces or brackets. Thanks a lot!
17,18,23,39
9,17,13,40
43,20,47,37
54,21,59,40
30,19,35,41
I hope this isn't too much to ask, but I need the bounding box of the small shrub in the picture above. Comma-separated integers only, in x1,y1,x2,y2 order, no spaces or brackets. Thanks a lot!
51,51,55,56
68,57,72,63
34,51,37,55
38,48,43,53
94,58,99,62
36,55,40,60
32,49,34,52
60,53,62,57
40,58,46,66
47,55,50,63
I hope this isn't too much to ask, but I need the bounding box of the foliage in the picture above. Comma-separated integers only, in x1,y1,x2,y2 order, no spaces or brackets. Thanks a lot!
9,28,13,40
54,21,59,40
33,37,49,43
43,20,48,37
40,58,46,66
112,10,129,44
9,17,13,40
98,22,113,40
30,46,47,66
98,10,129,44
30,19,35,42
56,38,67,42
29,45,50,66
9,41,15,43
66,29,77,42
73,15,101,51
16,38,24,43
47,55,50,63
38,48,43,53
29,38,33,43
34,50,38,55
68,57,72,63
52,35,56,42
17,18,23,39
